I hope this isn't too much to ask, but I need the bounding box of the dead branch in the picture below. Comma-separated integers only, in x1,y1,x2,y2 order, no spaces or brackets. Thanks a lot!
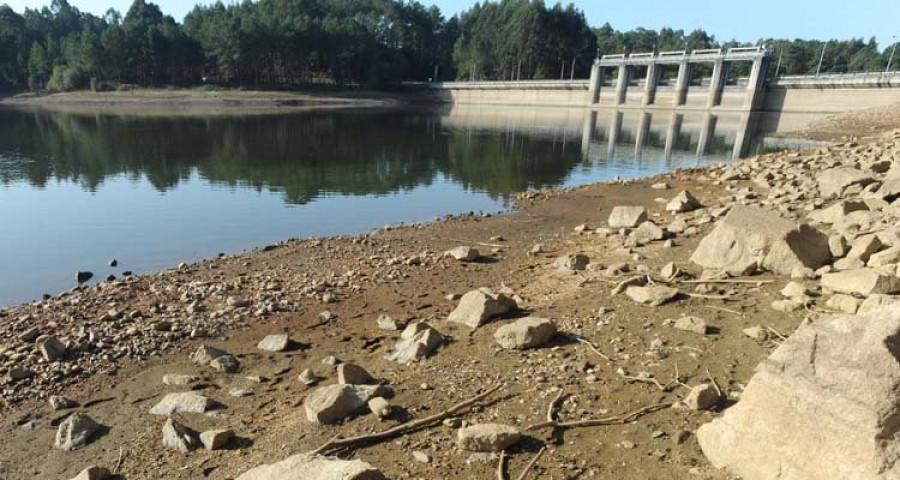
678,279,773,285
685,292,734,301
620,375,669,391
446,237,505,248
546,391,569,422
514,447,547,480
705,367,723,398
526,401,674,431
562,334,613,362
497,450,507,480
313,384,503,456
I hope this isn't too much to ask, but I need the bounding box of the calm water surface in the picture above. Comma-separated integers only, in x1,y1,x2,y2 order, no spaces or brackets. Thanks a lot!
0,105,811,306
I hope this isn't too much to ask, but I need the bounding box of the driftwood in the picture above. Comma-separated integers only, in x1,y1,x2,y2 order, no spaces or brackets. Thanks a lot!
527,399,674,431
313,384,503,455
515,447,547,480
562,334,613,362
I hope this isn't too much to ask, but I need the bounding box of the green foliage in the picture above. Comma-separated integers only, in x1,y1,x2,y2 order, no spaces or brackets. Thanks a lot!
1,0,898,93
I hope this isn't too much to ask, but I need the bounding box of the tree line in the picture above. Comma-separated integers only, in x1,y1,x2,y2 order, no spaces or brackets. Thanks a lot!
0,0,897,93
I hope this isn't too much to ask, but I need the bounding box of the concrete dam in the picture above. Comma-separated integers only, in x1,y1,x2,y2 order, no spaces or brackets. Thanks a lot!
427,47,900,157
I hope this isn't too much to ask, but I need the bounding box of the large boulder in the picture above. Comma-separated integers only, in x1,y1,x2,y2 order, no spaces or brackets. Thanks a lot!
493,317,557,349
257,333,290,352
666,190,701,213
304,384,391,425
698,307,900,479
55,413,102,451
447,289,517,328
690,206,830,275
235,453,386,480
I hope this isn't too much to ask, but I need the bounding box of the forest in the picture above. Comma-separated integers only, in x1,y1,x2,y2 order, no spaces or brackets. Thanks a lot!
0,0,897,93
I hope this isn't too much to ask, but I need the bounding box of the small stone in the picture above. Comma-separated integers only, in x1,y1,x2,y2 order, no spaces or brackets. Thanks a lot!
149,392,213,415
446,246,479,262
162,374,199,386
200,429,234,451
257,333,290,352
76,271,93,283
666,190,701,213
69,466,111,480
298,369,320,386
337,363,376,385
683,384,720,411
412,451,430,463
493,317,557,349
457,424,522,452
38,335,67,362
210,354,240,373
447,288,517,328
625,286,679,307
826,294,862,314
190,345,228,366
368,397,391,419
674,316,709,335
162,417,199,452
55,413,102,451
609,206,648,228
49,395,79,410
742,326,769,341
376,314,403,331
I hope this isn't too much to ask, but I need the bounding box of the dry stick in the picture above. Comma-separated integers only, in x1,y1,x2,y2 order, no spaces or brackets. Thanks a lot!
621,375,668,392
705,367,723,398
685,292,733,301
766,325,787,340
564,334,613,362
313,385,503,456
546,391,569,422
678,279,773,285
526,401,674,431
497,450,507,480
514,446,547,480
114,446,125,473
706,305,743,316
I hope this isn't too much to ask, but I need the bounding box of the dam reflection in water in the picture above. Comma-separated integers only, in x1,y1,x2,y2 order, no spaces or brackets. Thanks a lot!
0,104,807,306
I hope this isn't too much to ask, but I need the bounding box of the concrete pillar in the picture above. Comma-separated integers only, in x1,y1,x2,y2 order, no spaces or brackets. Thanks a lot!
614,65,630,105
587,60,602,105
697,113,717,157
743,55,771,110
581,111,597,158
732,111,759,159
707,59,727,108
643,63,659,106
674,61,692,107
634,112,651,160
664,112,683,161
607,110,622,158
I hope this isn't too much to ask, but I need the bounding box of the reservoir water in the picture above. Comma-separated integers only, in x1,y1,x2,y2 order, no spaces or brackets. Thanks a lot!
0,104,816,306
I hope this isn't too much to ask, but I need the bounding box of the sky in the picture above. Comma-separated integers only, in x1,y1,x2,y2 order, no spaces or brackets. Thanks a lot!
4,0,898,49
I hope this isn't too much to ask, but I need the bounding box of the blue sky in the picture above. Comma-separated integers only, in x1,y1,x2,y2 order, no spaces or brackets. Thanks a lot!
5,0,898,49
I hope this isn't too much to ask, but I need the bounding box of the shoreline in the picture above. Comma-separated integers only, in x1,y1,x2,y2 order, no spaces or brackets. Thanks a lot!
1,104,899,479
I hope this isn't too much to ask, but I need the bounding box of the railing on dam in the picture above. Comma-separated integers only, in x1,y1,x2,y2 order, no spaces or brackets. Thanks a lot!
772,71,900,89
429,80,589,90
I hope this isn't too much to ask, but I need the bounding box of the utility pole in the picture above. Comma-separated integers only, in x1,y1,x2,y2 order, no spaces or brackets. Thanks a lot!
888,36,898,73
816,41,828,77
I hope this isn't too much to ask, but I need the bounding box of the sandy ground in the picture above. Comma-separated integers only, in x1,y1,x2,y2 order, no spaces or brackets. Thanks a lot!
0,103,898,480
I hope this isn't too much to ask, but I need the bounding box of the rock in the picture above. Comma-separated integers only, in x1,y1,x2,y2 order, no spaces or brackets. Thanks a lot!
780,281,809,299
673,316,709,335
554,254,589,273
235,453,386,480
877,172,900,201
304,384,391,425
846,234,883,262
859,294,900,313
412,451,430,463
829,234,849,258
76,271,93,284
200,429,234,451
49,395,79,410
652,182,670,190
660,262,679,279
668,217,688,233
868,247,900,268
608,206,648,228
807,200,869,224
683,384,720,410
376,314,403,331
190,345,228,365
631,221,665,244
446,246,479,262
162,417,199,452
38,335,67,362
743,326,768,341
817,167,872,198
257,333,290,352
771,299,803,312
69,466,111,480
385,322,443,363
457,424,522,452
298,369,320,386
826,294,862,313
211,354,240,373
666,190,701,213
697,307,900,480
690,206,830,275
18,327,39,342
55,413,101,451
8,367,35,380
447,288,517,328
149,392,213,415
822,269,900,297
493,317,557,349
368,397,391,419
337,363,375,385
625,286,679,307
162,374,199,386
